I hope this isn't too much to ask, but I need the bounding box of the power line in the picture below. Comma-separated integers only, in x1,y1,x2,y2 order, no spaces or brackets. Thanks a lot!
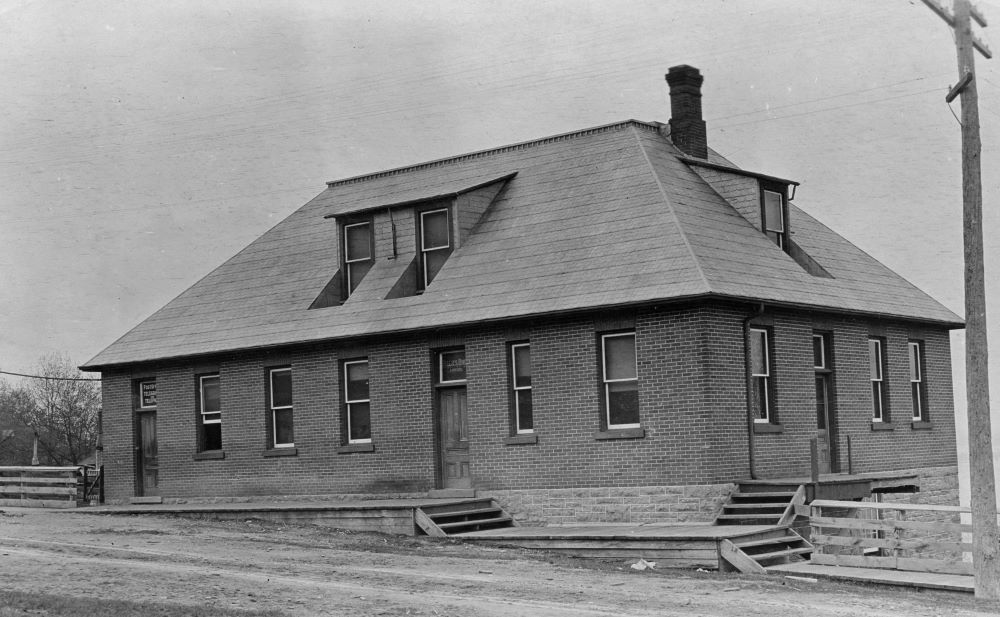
0,370,100,382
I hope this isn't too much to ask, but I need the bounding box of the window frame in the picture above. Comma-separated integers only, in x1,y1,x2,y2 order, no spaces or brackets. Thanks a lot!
137,378,157,410
749,327,773,423
342,218,374,298
196,373,222,452
600,331,640,430
343,359,372,445
268,367,294,449
869,337,888,423
510,342,533,435
437,349,467,385
418,207,452,290
908,340,927,422
760,181,789,251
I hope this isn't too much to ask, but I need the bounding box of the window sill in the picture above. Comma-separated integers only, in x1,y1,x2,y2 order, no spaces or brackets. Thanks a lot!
337,443,374,454
193,450,225,461
870,421,894,431
504,434,538,445
753,423,784,434
263,447,298,457
594,427,645,440
911,421,933,430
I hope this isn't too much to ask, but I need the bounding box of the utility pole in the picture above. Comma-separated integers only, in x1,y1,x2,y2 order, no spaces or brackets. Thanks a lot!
921,0,998,600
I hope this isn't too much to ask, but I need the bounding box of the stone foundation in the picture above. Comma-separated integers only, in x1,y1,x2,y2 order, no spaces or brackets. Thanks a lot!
483,483,737,526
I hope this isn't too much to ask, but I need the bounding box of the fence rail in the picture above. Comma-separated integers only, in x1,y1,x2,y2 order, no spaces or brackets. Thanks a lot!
810,499,972,576
0,466,80,508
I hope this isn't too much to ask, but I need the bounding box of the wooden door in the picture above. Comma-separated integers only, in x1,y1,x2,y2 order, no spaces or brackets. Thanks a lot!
137,411,160,497
815,375,833,474
438,387,471,489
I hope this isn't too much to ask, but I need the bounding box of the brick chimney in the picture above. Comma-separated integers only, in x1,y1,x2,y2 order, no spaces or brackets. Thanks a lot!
665,65,707,159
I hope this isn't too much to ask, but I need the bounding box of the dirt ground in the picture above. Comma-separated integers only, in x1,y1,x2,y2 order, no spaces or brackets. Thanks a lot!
0,508,994,617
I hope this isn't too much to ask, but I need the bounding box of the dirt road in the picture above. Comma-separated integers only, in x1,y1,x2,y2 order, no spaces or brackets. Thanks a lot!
0,509,991,616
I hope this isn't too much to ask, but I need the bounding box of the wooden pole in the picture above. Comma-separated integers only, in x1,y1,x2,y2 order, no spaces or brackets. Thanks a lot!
953,0,1000,600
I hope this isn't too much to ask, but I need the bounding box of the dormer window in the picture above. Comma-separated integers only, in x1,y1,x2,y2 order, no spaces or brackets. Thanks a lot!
418,207,452,290
343,220,373,297
761,182,788,250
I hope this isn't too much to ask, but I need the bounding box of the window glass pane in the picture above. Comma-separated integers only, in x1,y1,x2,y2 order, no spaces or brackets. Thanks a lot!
813,335,825,369
872,383,883,421
513,345,531,388
440,351,466,382
752,377,769,420
201,376,220,413
763,190,784,232
346,362,369,401
203,423,222,451
912,384,922,419
424,249,448,286
516,391,533,431
271,370,292,408
607,382,639,426
604,335,636,380
909,343,921,381
421,210,449,250
349,402,371,441
815,377,827,429
869,340,882,380
750,329,768,375
347,261,372,294
274,408,294,445
345,223,371,261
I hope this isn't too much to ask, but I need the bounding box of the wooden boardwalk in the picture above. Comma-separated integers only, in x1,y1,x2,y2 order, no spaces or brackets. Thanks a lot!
769,562,974,593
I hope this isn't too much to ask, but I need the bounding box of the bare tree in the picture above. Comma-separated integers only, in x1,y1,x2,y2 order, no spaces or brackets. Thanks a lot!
0,355,100,465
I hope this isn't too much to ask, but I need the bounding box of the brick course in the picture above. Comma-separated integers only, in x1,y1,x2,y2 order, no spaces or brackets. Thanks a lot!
101,301,959,516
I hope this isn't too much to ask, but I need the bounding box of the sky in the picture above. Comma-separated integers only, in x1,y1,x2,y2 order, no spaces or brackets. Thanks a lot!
1,0,1000,493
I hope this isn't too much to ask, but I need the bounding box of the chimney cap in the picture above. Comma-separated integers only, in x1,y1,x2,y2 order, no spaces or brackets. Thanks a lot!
666,64,704,87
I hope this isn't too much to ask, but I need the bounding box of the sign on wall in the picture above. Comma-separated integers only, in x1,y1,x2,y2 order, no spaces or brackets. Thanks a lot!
139,380,157,408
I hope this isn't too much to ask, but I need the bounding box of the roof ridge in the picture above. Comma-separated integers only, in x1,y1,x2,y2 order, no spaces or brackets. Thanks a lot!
326,120,662,188
629,125,713,295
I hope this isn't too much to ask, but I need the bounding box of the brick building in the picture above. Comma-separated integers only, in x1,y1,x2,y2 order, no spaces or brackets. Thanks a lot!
82,66,962,521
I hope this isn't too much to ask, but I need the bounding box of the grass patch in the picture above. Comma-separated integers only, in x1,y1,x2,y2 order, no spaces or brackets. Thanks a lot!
0,589,288,617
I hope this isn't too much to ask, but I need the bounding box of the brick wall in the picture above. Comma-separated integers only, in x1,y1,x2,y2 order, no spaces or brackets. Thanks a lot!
100,302,958,508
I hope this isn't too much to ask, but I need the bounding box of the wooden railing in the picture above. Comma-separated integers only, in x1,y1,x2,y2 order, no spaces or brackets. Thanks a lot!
0,466,80,508
810,499,971,576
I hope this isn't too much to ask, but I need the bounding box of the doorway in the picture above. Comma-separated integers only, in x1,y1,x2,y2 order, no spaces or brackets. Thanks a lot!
435,349,471,489
136,411,160,497
813,333,836,474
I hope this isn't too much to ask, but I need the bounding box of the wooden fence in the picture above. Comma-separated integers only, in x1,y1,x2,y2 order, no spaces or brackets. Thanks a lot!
810,499,971,576
0,466,81,508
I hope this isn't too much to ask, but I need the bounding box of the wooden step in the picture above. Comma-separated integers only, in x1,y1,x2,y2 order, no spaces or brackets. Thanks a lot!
723,502,789,510
429,506,502,521
733,535,804,550
746,546,813,563
715,513,782,522
421,499,495,515
438,516,512,532
730,492,796,500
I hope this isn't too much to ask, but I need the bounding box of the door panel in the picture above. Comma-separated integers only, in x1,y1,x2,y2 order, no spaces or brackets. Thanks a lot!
438,388,471,489
138,411,160,497
815,376,832,474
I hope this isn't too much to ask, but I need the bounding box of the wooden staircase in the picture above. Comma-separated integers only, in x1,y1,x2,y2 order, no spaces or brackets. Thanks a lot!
715,483,806,526
414,499,517,536
719,529,813,573
715,483,812,573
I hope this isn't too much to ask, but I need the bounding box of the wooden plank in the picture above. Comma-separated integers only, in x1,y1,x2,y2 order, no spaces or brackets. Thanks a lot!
813,533,972,553
719,538,766,574
0,466,80,473
812,553,897,570
810,515,971,535
811,499,969,514
0,497,76,508
0,477,79,486
0,485,77,496
414,508,447,537
896,557,974,576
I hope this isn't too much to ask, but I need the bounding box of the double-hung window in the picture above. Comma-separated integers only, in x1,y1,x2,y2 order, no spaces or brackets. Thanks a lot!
343,221,373,297
749,327,772,423
343,360,371,444
510,343,533,434
198,374,222,451
601,332,639,429
908,341,927,422
869,338,887,422
419,208,451,289
269,368,294,448
761,184,787,250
